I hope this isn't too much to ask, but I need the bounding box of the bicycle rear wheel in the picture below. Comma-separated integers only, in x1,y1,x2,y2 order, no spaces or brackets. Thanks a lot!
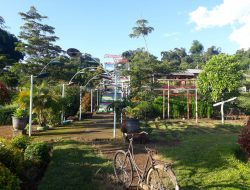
146,164,179,190
113,150,133,188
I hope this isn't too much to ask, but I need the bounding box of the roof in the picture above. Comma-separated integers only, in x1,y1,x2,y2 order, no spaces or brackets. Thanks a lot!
187,69,202,74
170,69,202,76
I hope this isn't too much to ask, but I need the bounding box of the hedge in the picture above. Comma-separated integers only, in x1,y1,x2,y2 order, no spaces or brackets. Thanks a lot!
0,163,20,190
153,96,213,119
0,105,17,125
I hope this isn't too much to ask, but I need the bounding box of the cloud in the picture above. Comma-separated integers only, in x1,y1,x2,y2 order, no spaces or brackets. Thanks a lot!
163,32,179,38
189,0,250,49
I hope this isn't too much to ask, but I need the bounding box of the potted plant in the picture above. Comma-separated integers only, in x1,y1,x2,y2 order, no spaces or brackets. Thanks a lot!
12,108,29,131
123,106,140,133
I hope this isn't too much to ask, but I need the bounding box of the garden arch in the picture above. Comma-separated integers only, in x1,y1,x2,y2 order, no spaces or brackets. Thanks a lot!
155,78,198,123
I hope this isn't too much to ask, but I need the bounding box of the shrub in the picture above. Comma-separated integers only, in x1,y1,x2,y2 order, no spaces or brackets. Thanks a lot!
152,96,213,119
24,142,52,164
238,116,250,160
132,101,157,120
0,104,17,125
12,107,29,118
64,86,80,117
13,90,30,109
0,138,23,174
238,93,250,115
82,92,91,113
11,135,30,151
0,163,20,190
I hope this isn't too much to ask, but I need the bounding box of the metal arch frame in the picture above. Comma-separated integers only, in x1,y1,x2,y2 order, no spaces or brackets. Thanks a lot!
155,78,198,123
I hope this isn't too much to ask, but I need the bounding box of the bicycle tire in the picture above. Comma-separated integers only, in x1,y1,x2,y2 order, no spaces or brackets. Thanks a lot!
113,150,133,188
146,164,179,190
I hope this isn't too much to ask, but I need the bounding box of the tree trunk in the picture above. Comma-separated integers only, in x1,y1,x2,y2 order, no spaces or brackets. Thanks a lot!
143,35,149,55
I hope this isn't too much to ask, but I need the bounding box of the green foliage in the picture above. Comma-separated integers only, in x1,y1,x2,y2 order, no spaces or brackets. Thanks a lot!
0,72,19,87
0,29,23,69
238,92,250,114
198,54,244,102
0,163,20,190
0,138,23,174
0,105,17,125
125,50,169,94
161,47,188,70
33,82,62,126
24,142,52,164
152,96,213,119
12,108,28,118
63,86,80,117
17,6,62,65
160,44,220,69
129,19,154,52
132,101,156,120
124,106,138,119
11,136,30,151
42,85,63,126
0,16,5,28
189,40,204,54
14,89,30,109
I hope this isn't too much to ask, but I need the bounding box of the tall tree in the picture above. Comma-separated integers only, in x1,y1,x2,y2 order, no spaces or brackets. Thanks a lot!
198,54,244,102
0,16,5,29
161,48,187,69
17,6,62,65
129,19,154,53
189,40,204,55
0,29,23,68
0,29,23,86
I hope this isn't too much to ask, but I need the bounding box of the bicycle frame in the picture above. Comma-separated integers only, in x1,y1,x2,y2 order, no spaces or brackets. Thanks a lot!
125,138,155,184
114,137,179,190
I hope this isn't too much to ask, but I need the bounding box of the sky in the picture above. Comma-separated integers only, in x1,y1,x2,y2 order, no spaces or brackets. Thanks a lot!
1,0,249,63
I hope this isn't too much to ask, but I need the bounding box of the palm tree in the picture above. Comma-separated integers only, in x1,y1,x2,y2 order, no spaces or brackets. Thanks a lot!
129,19,154,53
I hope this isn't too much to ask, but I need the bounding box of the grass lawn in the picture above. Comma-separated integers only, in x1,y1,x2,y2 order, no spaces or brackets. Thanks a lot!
150,119,250,190
32,118,249,190
37,140,117,190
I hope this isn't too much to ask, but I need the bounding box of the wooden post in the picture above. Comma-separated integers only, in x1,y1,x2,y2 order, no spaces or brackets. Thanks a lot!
96,89,99,106
168,80,170,119
187,90,190,119
195,87,198,123
163,90,166,119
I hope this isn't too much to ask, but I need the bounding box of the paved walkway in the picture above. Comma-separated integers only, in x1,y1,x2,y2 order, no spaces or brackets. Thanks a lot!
33,113,123,142
0,113,123,140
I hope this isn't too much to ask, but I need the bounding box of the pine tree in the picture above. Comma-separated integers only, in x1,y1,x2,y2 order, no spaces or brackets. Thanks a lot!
0,16,5,29
17,6,62,65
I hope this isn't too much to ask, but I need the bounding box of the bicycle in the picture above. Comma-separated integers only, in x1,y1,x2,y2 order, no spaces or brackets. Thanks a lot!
113,137,179,190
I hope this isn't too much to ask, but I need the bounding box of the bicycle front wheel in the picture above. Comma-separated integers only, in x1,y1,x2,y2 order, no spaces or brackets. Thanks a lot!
113,150,133,188
146,164,179,190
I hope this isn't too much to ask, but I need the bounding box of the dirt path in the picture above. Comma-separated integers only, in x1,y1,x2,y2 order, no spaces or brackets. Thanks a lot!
0,125,13,139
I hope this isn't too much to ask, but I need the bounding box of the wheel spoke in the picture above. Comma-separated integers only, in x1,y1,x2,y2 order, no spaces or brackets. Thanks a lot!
113,150,133,188
147,165,178,190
